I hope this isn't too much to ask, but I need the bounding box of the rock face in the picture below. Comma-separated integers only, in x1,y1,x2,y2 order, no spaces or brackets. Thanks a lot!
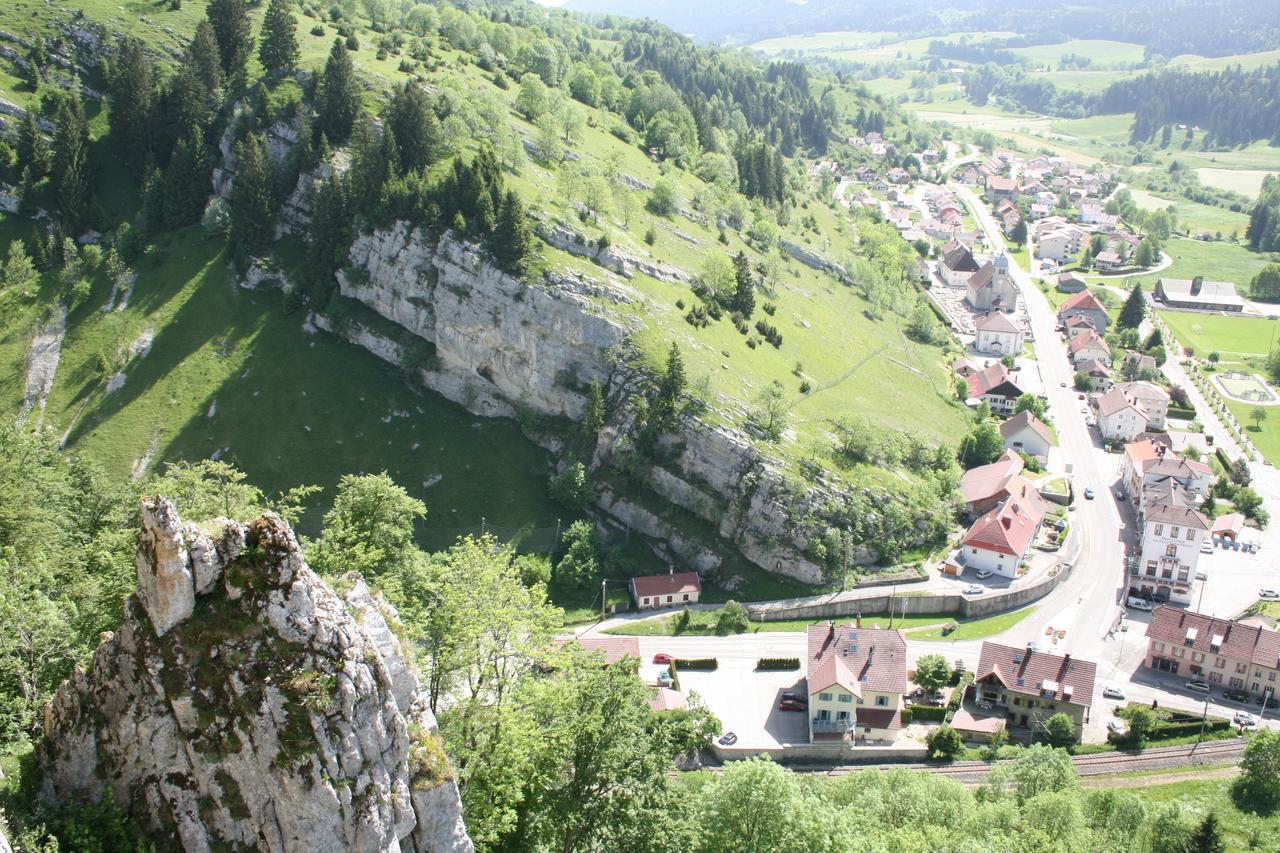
40,498,473,853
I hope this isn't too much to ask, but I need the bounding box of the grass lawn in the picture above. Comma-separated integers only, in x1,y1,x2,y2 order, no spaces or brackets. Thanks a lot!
1126,773,1280,850
1125,188,1251,237
1229,398,1280,465
905,605,1037,641
604,609,954,636
1032,69,1138,94
1157,311,1280,363
1196,168,1274,198
1241,599,1280,626
1130,238,1275,292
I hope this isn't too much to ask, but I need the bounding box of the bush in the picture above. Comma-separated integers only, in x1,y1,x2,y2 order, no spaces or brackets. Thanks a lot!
927,725,965,760
755,657,800,671
911,705,947,722
673,658,718,671
715,600,750,635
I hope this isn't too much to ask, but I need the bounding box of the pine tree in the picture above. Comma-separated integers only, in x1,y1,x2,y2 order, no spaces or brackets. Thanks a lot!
189,20,224,95
22,35,46,88
347,119,390,216
304,173,350,301
316,38,360,145
733,250,755,318
386,80,440,174
653,341,687,429
258,0,300,75
583,380,606,437
1188,813,1224,853
229,132,275,263
16,110,49,178
206,0,253,78
1118,283,1146,330
492,190,532,273
52,91,92,229
162,133,210,228
106,38,154,172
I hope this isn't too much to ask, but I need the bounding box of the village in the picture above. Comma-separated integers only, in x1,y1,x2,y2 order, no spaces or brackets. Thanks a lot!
568,141,1280,762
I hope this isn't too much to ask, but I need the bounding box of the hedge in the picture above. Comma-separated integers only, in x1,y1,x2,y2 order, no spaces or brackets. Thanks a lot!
755,657,800,671
911,705,947,722
674,658,718,671
899,707,913,726
948,672,975,712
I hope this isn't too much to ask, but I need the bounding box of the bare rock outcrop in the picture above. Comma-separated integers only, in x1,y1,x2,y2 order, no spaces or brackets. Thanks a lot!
40,498,472,853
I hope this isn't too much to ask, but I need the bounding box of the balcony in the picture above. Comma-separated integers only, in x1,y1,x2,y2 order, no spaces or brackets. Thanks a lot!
810,718,855,734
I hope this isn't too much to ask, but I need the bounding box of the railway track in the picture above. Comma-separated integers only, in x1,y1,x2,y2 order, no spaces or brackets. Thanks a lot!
753,739,1247,784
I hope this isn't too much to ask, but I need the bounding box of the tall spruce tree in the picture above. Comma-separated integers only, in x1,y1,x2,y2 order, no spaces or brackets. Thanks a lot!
258,0,300,75
189,20,224,95
162,133,210,228
304,173,350,301
733,250,755,318
17,110,49,178
106,38,154,172
1118,282,1146,329
386,80,440,174
52,91,92,229
492,190,532,273
316,38,359,145
652,341,687,429
229,132,274,263
206,0,253,78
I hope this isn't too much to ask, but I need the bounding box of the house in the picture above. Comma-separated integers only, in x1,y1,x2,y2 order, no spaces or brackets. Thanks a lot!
1093,251,1123,271
1069,331,1112,366
806,623,908,742
958,449,1025,514
974,310,1025,356
1130,486,1210,605
967,255,1019,314
1075,358,1113,391
1056,272,1088,293
959,165,984,185
887,167,911,184
1097,387,1147,443
1116,381,1171,429
1144,606,1280,699
1000,410,1054,460
965,363,1025,416
650,687,688,712
1058,290,1110,333
1037,227,1085,263
1154,277,1245,312
1121,351,1158,378
951,356,983,378
571,636,641,665
958,486,1047,579
629,571,701,610
854,166,879,183
1077,201,1108,225
940,240,981,287
975,642,1096,738
985,175,1019,203
1064,314,1097,339
922,149,942,163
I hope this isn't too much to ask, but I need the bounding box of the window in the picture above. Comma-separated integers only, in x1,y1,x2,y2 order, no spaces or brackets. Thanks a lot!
682,594,689,602
819,692,833,702
817,709,830,721
1193,652,1205,663
1215,657,1225,669
666,595,672,603
1178,568,1189,582
1271,673,1276,682
1154,524,1163,536
1237,663,1248,674
1186,529,1195,541
838,694,852,703
836,710,849,721
1165,545,1178,557
875,695,888,707
1171,526,1180,538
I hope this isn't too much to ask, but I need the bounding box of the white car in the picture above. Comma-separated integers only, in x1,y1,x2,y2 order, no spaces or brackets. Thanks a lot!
976,569,993,580
1261,588,1280,600
1200,542,1215,554
1107,719,1127,735
963,584,985,595
1126,596,1153,611
1102,687,1125,700
1234,711,1257,726
1195,570,1208,581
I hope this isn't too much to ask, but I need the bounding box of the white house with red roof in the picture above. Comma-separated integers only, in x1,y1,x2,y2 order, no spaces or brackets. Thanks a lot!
974,311,1024,356
1096,387,1147,443
965,362,1025,416
1063,314,1097,339
805,623,908,742
1068,331,1111,366
1058,290,1110,333
958,489,1045,579
629,570,701,610
974,642,1096,737
999,410,1054,460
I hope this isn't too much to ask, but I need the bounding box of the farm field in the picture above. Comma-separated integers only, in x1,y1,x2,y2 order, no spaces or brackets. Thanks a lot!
1197,168,1274,198
1007,39,1145,67
1125,188,1251,236
751,30,899,53
1129,238,1273,291
1031,69,1137,93
1171,48,1280,73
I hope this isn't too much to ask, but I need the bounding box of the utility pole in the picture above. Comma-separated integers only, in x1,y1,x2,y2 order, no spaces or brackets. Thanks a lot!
1196,693,1210,746
600,579,608,624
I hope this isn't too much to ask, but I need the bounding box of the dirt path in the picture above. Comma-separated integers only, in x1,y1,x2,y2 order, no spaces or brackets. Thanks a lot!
1080,765,1239,788
19,304,67,429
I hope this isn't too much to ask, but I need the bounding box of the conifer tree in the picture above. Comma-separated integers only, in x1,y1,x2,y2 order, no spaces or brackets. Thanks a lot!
304,174,350,300
162,133,210,228
492,190,532,273
583,380,606,437
347,119,390,216
106,38,154,172
22,35,47,88
258,0,300,75
652,341,687,430
316,38,360,145
229,132,275,263
52,91,92,229
1118,282,1146,330
733,250,755,318
386,81,440,174
206,0,253,78
16,111,49,178
189,20,224,95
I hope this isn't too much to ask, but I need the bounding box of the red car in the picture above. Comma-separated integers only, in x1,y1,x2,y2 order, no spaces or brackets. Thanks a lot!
653,653,672,664
778,698,807,711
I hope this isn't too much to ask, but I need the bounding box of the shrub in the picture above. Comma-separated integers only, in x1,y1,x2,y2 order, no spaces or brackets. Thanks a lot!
673,658,718,671
755,657,800,671
716,600,750,635
912,705,947,722
927,725,965,760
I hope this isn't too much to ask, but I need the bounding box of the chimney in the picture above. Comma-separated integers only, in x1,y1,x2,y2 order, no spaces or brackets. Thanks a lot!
668,565,674,576
827,621,835,641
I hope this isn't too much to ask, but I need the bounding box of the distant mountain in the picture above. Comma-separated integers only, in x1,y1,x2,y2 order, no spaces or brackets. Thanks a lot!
556,0,1280,58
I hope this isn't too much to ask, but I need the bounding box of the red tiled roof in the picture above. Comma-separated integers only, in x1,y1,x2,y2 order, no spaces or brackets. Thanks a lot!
962,491,1045,558
986,175,1018,191
1065,314,1096,329
1069,331,1111,356
1098,387,1142,418
649,687,688,712
855,708,903,731
1076,358,1111,376
976,641,1096,706
1059,290,1107,315
1212,513,1245,537
806,624,908,695
573,637,640,666
1146,606,1280,672
959,450,1024,504
630,571,701,600
966,363,1023,399
1124,439,1159,468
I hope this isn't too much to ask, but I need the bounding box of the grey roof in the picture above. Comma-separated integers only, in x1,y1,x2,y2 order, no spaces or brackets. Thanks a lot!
1158,278,1244,307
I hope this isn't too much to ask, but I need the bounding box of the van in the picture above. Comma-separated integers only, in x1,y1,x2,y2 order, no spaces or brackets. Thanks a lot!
1127,596,1153,611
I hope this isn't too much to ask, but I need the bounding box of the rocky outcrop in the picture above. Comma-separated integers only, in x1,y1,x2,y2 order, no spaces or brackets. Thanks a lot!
40,498,472,853
780,238,848,279
537,223,691,284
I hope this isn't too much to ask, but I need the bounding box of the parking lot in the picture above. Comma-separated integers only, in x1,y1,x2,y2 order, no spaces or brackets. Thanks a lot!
679,663,811,749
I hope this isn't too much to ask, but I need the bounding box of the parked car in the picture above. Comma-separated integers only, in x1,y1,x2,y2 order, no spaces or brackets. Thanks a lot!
1185,680,1211,694
1256,694,1280,709
1107,719,1127,735
1126,596,1153,612
1084,488,1095,500
1115,489,1125,501
1077,393,1085,400
780,691,807,708
1224,688,1250,703
718,732,738,746
657,671,673,686
1103,687,1125,700
1060,380,1068,387
1200,541,1215,555
1260,588,1280,600
1234,711,1257,726
963,584,985,595
778,698,806,711
976,569,993,579
653,653,672,664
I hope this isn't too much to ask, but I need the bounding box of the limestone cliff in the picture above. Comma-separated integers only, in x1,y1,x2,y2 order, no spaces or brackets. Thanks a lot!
319,223,905,584
39,497,473,853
